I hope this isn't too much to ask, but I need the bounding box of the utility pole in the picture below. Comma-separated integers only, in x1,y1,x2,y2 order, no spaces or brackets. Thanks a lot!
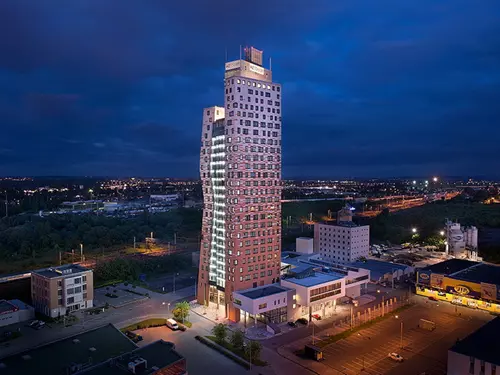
59,251,62,266
72,249,75,263
133,236,136,249
80,243,84,262
400,322,403,348
350,306,354,329
174,232,177,245
312,321,315,344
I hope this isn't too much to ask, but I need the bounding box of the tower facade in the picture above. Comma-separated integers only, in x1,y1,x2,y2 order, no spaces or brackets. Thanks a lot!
197,47,282,321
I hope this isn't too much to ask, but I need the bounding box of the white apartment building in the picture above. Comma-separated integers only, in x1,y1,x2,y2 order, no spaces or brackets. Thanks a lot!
314,222,370,263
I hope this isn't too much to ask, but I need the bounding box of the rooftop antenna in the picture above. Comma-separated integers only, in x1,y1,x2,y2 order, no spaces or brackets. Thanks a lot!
269,56,272,71
239,45,242,60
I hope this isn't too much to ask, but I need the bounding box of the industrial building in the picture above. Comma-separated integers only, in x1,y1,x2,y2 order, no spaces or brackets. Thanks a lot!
349,259,414,284
197,46,282,322
313,205,370,263
416,259,500,313
31,264,93,318
0,324,187,375
444,219,480,260
447,317,500,375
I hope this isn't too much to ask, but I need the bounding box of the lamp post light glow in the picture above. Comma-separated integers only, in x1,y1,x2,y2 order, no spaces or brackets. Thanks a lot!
440,231,445,236
412,228,417,234
433,177,438,182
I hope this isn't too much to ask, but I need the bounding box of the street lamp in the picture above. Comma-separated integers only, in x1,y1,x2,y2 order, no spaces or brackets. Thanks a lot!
167,303,171,314
412,228,417,234
440,231,445,236
433,177,438,182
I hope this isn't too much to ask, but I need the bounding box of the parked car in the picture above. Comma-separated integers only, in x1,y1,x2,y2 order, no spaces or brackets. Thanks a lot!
312,314,322,320
166,318,179,331
28,320,40,328
125,331,143,342
388,353,404,362
295,318,308,325
287,321,297,328
35,321,45,330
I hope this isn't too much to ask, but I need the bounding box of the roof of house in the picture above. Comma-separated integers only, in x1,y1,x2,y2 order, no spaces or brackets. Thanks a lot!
238,285,290,299
421,259,478,275
450,317,500,366
32,264,90,278
81,340,185,375
0,324,136,375
451,263,500,285
283,271,344,287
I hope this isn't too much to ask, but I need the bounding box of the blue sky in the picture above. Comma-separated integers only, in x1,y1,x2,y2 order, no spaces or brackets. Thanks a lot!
1,0,499,178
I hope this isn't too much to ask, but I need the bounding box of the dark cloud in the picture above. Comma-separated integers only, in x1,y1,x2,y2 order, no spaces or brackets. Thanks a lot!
0,0,499,178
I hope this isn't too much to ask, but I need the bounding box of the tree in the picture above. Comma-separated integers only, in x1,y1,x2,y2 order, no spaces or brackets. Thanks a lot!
245,340,262,362
230,329,245,351
172,301,190,323
212,323,227,344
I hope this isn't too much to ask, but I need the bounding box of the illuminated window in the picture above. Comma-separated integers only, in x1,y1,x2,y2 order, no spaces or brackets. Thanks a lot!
257,83,261,88
237,79,241,84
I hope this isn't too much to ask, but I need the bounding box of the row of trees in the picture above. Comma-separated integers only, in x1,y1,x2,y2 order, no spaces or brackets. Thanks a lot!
0,208,202,263
93,254,191,284
212,323,262,363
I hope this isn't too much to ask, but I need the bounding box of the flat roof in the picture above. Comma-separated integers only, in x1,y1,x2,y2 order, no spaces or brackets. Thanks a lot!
283,271,343,287
450,317,500,366
350,259,408,274
421,259,479,275
32,264,90,279
0,300,17,314
239,285,289,299
81,340,184,375
452,263,500,285
0,324,137,374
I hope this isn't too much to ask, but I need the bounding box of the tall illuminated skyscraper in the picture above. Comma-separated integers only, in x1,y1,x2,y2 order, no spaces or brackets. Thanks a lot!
197,47,282,321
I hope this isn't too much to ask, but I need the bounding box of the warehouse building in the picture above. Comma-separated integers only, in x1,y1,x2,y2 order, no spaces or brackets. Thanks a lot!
416,259,500,313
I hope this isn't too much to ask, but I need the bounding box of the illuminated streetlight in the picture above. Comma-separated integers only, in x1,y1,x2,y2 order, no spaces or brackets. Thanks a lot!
412,180,416,185
440,231,445,236
433,177,438,182
412,228,417,233
425,180,429,185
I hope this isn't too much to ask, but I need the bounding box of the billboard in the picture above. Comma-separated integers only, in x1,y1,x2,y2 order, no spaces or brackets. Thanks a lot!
480,283,497,301
249,63,265,76
225,61,241,71
444,277,481,299
417,271,431,285
430,274,444,289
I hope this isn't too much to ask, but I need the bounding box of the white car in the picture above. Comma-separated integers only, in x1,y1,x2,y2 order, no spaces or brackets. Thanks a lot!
388,352,404,362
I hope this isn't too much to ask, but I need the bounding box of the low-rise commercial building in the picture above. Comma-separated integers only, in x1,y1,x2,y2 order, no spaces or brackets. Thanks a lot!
350,259,414,284
232,252,371,323
447,317,500,375
0,324,187,375
31,264,93,318
0,299,34,327
416,259,500,314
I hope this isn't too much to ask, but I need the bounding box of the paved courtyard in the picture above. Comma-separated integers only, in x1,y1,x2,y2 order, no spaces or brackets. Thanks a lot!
94,284,148,308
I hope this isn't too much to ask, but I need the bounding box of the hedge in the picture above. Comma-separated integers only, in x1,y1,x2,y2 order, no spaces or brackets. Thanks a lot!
195,336,251,370
120,318,167,332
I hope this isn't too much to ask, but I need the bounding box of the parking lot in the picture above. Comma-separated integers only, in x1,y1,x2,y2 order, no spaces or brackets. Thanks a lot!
94,284,148,308
318,300,490,375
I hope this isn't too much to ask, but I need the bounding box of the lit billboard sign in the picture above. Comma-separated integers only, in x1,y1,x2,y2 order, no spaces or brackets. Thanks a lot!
249,63,265,75
225,61,241,71
417,271,431,285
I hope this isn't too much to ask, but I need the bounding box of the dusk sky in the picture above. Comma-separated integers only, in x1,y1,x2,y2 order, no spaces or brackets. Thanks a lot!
1,1,499,178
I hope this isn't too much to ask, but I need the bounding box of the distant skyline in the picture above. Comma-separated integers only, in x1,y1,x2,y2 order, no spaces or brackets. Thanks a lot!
1,1,499,178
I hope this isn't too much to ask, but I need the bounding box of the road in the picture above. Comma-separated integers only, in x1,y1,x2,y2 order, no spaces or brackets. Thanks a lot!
0,285,196,358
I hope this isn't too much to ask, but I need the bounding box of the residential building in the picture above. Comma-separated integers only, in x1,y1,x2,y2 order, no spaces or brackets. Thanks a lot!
31,264,93,318
0,299,34,327
447,317,500,375
0,323,187,375
314,206,369,263
197,46,282,322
